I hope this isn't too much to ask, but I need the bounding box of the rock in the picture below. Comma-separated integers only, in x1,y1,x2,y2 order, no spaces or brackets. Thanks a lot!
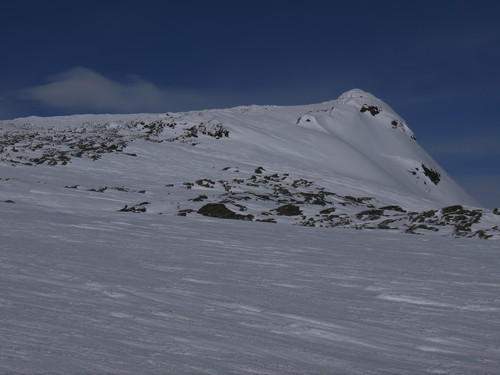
198,203,253,221
275,204,302,216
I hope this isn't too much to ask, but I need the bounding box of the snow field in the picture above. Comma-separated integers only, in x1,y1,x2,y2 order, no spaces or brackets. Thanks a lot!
1,207,499,374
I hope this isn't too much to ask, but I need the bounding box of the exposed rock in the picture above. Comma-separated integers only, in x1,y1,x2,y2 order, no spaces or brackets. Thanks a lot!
118,202,150,213
198,203,253,221
360,105,381,116
380,205,406,213
275,204,302,216
421,164,441,185
356,209,384,220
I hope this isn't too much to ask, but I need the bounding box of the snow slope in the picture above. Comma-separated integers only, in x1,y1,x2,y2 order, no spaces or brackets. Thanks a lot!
0,88,497,238
1,207,500,374
1,89,500,374
0,88,480,208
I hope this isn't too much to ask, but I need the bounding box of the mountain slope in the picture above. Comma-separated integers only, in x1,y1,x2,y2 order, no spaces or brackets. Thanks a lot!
0,89,497,238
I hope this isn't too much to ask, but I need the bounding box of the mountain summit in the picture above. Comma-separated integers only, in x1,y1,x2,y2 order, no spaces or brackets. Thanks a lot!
0,89,498,238
293,88,474,206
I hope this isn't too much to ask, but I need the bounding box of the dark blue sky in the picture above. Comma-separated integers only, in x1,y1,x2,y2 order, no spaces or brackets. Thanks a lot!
1,1,499,207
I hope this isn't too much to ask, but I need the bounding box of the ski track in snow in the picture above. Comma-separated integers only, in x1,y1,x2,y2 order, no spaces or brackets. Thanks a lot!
1,206,500,374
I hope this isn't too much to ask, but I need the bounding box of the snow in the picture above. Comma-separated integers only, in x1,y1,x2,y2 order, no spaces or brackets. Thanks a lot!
1,89,499,373
1,208,499,374
2,88,479,208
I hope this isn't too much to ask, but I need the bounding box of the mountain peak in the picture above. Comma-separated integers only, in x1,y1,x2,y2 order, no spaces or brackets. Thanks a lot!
337,88,372,101
303,88,417,142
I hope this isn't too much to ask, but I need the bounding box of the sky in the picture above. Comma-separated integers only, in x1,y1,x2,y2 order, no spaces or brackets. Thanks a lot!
0,0,498,207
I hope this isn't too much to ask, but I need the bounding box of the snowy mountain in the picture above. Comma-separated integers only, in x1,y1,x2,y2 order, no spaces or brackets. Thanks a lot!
1,89,500,374
0,88,498,238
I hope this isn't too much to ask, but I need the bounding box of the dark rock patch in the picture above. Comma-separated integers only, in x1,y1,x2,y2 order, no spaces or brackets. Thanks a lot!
473,230,493,239
378,219,398,230
118,202,150,213
195,179,215,188
256,218,277,223
360,105,381,116
441,205,463,214
275,204,302,216
300,192,327,205
344,196,373,205
198,203,253,220
356,209,384,220
380,205,406,213
405,224,439,234
88,186,108,193
410,210,437,223
292,179,314,188
421,164,441,185
177,209,195,216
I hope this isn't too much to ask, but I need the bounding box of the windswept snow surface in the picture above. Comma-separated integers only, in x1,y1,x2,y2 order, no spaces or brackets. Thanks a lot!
1,89,500,373
1,208,500,375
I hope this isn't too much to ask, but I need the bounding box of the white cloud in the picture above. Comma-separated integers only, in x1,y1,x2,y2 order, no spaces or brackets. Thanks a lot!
17,67,350,116
19,67,171,113
15,67,361,116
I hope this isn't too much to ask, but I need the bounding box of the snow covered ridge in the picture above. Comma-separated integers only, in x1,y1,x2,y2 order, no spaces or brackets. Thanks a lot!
0,89,498,239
